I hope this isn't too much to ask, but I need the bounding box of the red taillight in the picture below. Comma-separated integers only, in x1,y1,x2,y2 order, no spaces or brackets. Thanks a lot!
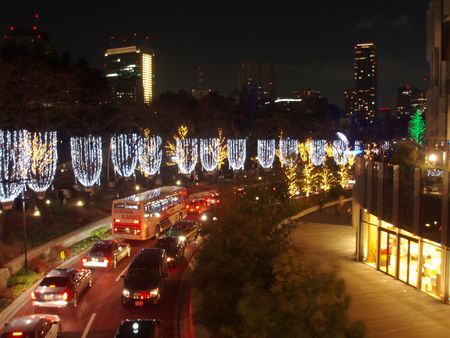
12,332,23,337
114,227,118,232
186,205,189,209
196,205,199,210
133,219,140,224
82,258,87,263
31,291,36,300
62,291,69,301
114,218,120,223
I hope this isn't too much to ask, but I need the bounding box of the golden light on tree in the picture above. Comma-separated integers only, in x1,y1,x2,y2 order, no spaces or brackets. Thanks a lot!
284,163,300,199
325,142,334,157
337,165,349,189
346,152,356,167
217,128,227,170
318,165,335,193
301,162,317,197
166,125,189,166
298,140,310,163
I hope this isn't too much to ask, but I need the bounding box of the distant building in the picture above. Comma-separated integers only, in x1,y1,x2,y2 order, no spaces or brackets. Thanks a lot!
397,84,426,118
426,0,450,147
353,43,377,125
344,89,357,117
2,24,53,57
237,62,276,102
104,45,154,105
292,89,321,100
192,67,211,99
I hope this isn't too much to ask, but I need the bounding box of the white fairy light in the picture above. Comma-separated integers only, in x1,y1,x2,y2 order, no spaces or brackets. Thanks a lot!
257,139,276,169
200,138,220,172
138,135,162,176
310,140,326,166
27,131,58,193
70,135,103,187
354,140,363,153
111,133,138,178
227,139,246,171
333,139,348,166
176,138,198,174
279,138,298,167
0,130,30,203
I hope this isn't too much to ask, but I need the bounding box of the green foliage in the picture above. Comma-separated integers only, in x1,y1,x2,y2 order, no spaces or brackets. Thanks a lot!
7,270,42,297
90,227,111,240
192,181,365,337
408,109,426,146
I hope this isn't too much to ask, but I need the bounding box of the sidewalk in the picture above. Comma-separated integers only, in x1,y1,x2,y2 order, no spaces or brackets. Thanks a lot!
293,208,450,338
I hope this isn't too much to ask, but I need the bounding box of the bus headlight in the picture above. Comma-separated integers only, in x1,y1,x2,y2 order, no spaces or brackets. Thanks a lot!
122,289,130,298
179,236,186,242
150,288,159,296
201,214,207,221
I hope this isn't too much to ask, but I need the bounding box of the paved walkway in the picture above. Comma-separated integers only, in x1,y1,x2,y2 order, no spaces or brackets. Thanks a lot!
295,207,450,338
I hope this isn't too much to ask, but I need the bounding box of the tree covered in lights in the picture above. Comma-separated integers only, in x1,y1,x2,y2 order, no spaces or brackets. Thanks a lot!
319,165,336,193
408,109,425,146
217,128,227,170
166,125,189,166
337,165,349,189
284,164,300,198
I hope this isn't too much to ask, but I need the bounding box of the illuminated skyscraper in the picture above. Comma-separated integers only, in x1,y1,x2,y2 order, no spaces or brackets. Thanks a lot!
104,45,154,105
396,84,426,118
354,43,377,125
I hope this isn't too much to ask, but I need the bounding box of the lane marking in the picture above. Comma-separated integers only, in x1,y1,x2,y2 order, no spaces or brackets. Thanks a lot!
81,313,96,338
115,262,131,282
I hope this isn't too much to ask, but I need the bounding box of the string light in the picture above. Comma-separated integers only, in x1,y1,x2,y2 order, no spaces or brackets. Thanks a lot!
138,134,162,176
301,162,317,197
0,130,30,203
111,133,138,177
27,131,58,193
217,129,227,170
333,139,348,166
279,138,298,167
337,165,349,188
257,139,276,169
200,138,220,172
284,164,299,198
310,140,326,166
166,125,189,166
176,138,198,174
227,139,246,171
318,165,335,193
70,135,102,187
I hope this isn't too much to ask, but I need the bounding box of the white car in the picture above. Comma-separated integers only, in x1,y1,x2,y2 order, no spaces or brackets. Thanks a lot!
0,314,61,337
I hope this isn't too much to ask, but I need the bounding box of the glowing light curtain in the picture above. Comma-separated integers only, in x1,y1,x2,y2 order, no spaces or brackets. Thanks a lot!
310,140,326,166
200,138,220,172
227,139,246,170
257,139,276,169
0,130,30,202
70,135,102,187
138,135,162,176
279,138,298,167
27,131,58,192
111,133,138,178
333,139,348,166
176,138,198,174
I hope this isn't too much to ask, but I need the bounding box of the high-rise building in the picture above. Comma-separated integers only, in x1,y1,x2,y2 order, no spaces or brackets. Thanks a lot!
104,45,154,105
292,89,321,100
344,89,357,117
426,0,450,147
237,62,276,101
192,67,211,99
396,84,426,118
353,43,377,125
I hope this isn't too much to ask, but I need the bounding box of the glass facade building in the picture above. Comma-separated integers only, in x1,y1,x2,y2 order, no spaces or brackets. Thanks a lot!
354,157,450,302
105,45,154,105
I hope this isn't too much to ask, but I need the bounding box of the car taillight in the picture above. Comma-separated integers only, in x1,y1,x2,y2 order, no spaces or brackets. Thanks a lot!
196,205,199,210
62,291,69,301
12,332,23,336
31,291,36,300
82,258,87,263
186,204,189,209
114,218,120,223
133,219,140,224
114,227,118,232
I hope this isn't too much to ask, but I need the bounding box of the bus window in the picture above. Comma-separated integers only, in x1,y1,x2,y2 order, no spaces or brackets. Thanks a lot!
114,203,140,210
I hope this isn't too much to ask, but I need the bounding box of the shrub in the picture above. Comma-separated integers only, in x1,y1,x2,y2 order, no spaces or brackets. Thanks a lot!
29,257,47,274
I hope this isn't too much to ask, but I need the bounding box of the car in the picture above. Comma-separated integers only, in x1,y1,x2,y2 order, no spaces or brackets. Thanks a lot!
165,220,201,243
0,314,61,338
31,268,92,308
81,239,131,269
206,192,220,206
114,319,161,338
155,236,185,266
186,198,207,214
121,248,168,307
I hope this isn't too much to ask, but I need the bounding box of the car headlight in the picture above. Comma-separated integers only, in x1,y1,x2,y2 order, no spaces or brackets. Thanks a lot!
201,214,207,221
167,257,173,262
122,289,130,297
150,288,159,296
179,236,186,242
212,216,218,221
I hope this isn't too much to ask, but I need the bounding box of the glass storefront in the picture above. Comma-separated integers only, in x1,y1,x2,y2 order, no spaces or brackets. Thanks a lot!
421,242,442,299
398,237,418,287
361,213,378,268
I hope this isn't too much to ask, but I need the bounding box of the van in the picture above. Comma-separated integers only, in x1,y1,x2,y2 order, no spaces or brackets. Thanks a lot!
121,248,168,307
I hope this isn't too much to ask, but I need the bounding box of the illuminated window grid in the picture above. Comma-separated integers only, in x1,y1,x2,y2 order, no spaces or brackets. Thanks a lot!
142,53,153,104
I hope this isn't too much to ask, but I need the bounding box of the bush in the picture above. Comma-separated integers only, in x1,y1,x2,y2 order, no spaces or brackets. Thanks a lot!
29,257,47,274
90,227,110,240
7,270,41,289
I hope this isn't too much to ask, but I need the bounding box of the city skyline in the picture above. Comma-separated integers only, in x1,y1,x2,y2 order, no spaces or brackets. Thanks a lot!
0,1,429,107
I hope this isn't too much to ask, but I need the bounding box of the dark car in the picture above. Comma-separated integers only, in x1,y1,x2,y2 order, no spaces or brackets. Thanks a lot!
0,314,61,338
82,239,131,269
186,198,207,215
31,268,92,308
114,319,161,338
156,237,185,266
121,248,168,307
165,220,201,244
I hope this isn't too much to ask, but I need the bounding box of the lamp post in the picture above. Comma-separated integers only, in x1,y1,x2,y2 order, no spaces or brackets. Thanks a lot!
21,189,28,273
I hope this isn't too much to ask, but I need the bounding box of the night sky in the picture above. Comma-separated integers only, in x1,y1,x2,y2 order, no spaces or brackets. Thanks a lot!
1,1,429,108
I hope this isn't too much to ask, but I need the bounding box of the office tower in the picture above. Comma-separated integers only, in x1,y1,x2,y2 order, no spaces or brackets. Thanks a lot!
354,43,377,125
396,84,426,118
426,0,450,147
192,67,211,99
104,45,154,105
237,62,276,101
344,89,357,117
